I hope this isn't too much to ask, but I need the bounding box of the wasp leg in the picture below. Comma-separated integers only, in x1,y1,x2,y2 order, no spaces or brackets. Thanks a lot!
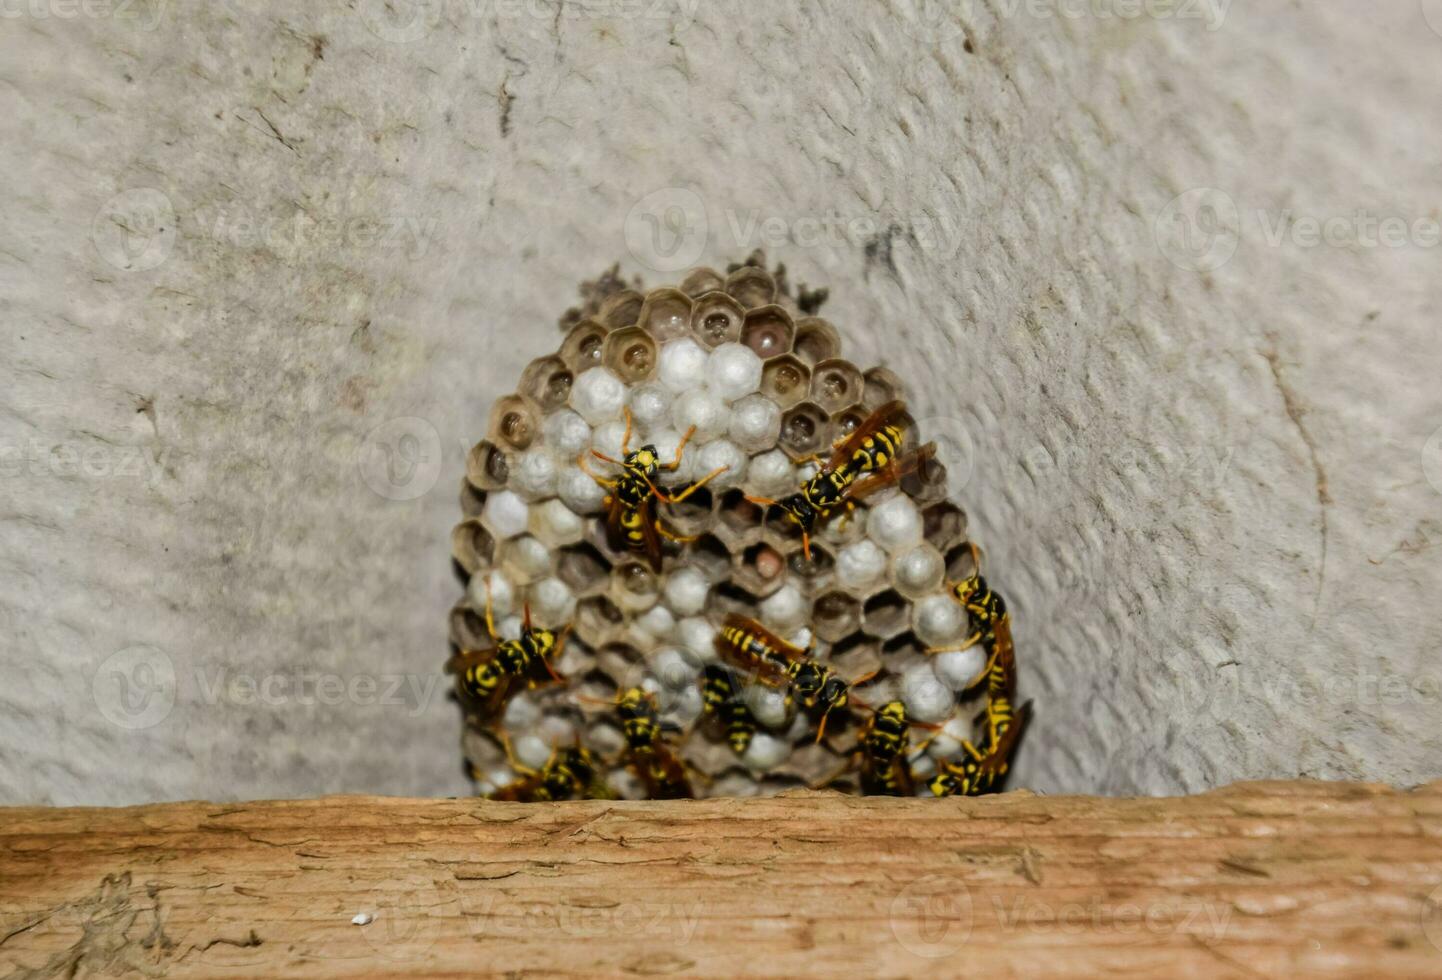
650,465,727,504
499,731,542,778
482,577,501,643
654,519,698,544
577,452,620,488
924,630,984,657
661,425,699,471
620,406,635,456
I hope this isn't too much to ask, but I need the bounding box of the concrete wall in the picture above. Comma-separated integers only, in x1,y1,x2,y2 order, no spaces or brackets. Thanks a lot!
2,0,1439,805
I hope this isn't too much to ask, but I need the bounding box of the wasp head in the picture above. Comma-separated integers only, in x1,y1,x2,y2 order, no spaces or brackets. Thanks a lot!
877,700,907,725
954,573,986,603
777,491,818,531
818,675,850,712
628,445,661,478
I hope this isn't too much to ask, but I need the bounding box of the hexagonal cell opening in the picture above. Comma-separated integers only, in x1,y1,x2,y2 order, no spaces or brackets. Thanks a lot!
459,480,487,519
560,320,608,373
736,541,787,597
602,326,658,385
760,354,812,409
903,453,950,505
691,291,745,349
779,402,832,461
575,595,624,646
487,394,542,453
609,559,662,611
812,590,861,643
922,502,968,551
688,533,732,582
598,289,644,329
740,305,795,359
518,355,574,413
639,288,693,342
717,488,764,535
830,404,868,444
466,440,510,491
451,520,496,575
944,541,982,583
792,317,841,366
661,483,716,538
678,267,725,297
449,602,490,651
786,542,835,585
810,359,865,415
711,581,761,621
861,589,910,639
861,365,905,409
557,541,611,595
725,266,778,309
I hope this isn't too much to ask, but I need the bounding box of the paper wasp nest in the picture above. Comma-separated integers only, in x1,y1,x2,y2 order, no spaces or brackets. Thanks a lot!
451,253,992,798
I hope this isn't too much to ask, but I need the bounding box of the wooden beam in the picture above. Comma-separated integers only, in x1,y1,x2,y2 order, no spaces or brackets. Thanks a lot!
2,780,1440,977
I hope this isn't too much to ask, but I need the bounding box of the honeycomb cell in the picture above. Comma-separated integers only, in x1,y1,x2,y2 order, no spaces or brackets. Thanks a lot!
575,594,624,646
481,489,530,540
778,402,831,462
707,343,764,402
691,291,745,348
901,662,955,723
866,493,923,553
598,289,644,329
459,480,486,520
670,388,728,443
529,498,585,548
801,592,854,645
724,265,778,308
921,502,967,553
759,582,807,633
543,409,592,458
836,539,887,593
861,365,905,409
943,541,982,582
913,593,966,648
499,534,552,584
570,366,628,426
602,326,658,385
901,448,949,505
508,449,558,500
658,337,709,392
742,732,790,771
675,616,716,661
696,439,747,490
634,603,676,642
487,394,542,452
502,692,542,732
451,519,496,574
759,354,811,410
932,648,988,692
715,488,762,537
861,589,910,639
678,267,725,297
728,394,782,453
449,601,489,651
733,542,786,599
557,541,610,596
590,419,629,466
628,383,672,430
528,577,576,628
660,481,715,539
810,359,865,415
688,533,732,581
740,305,795,359
465,439,509,491
650,647,700,690
744,449,795,499
830,404,868,444
746,685,792,730
610,560,661,613
785,542,835,592
518,355,573,413
892,543,945,598
792,317,841,366
638,288,693,341
560,320,608,373
557,466,607,516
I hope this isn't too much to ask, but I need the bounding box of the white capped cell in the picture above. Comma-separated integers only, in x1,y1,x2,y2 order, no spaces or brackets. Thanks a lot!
512,734,552,770
591,419,630,464
662,683,704,728
866,494,923,553
706,342,764,401
676,616,717,661
503,535,553,583
746,450,795,497
531,497,585,545
646,428,696,483
651,647,699,689
502,693,540,731
486,766,516,790
696,439,747,490
497,615,523,640
558,466,608,515
908,753,936,780
786,626,814,653
544,409,592,456
836,539,887,591
482,490,530,540
728,393,782,451
742,732,790,770
670,389,728,443
663,566,710,616
528,577,576,626
747,685,791,729
536,714,576,745
932,648,988,692
629,383,673,428
902,662,956,723
759,583,806,633
466,569,516,619
658,338,709,392
570,367,627,425
509,449,558,500
914,593,967,648
893,544,945,597
925,730,962,760
634,604,676,641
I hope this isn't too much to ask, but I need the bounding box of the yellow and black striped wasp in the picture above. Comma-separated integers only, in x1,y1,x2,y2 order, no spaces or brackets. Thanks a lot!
488,740,615,802
579,408,726,571
603,687,694,800
715,614,876,741
929,700,1032,797
700,664,760,755
444,584,569,722
746,400,933,559
816,700,940,796
925,542,1017,748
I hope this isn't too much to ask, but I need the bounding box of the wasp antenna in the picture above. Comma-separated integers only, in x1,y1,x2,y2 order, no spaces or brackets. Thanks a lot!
968,540,983,574
801,532,813,562
744,494,777,507
522,603,533,631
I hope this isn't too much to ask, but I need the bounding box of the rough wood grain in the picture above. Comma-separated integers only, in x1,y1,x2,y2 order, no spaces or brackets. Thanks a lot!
3,781,1441,978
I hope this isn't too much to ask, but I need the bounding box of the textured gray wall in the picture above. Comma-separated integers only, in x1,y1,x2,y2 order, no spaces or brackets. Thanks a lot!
2,0,1439,805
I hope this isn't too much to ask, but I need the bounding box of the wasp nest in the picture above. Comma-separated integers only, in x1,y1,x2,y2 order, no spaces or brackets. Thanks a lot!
450,252,1007,799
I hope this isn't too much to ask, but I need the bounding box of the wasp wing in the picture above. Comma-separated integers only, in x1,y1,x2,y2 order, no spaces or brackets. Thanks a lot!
827,399,907,473
846,442,938,503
